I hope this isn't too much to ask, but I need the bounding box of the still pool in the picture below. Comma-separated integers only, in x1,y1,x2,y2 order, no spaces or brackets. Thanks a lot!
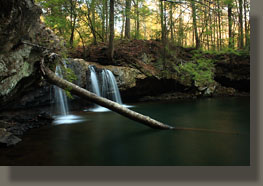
0,97,250,165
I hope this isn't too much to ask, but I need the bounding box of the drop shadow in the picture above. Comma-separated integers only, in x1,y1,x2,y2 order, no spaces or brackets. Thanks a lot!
8,16,259,184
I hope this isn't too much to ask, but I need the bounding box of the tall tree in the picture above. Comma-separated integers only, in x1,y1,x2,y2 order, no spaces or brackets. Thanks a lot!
121,8,125,39
101,0,107,42
160,0,167,68
125,0,131,39
91,0,96,44
82,0,97,45
190,0,200,49
243,0,249,48
105,0,109,41
135,0,140,39
160,0,165,42
227,0,234,48
238,0,244,49
178,5,184,46
217,0,222,50
36,0,250,52
68,0,78,48
169,3,174,41
108,0,115,61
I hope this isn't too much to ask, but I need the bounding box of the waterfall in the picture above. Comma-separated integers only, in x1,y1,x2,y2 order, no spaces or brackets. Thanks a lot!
52,63,84,125
89,66,101,96
54,65,69,115
101,69,122,104
87,66,124,112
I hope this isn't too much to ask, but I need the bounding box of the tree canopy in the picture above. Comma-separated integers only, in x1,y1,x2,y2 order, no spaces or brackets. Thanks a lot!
35,0,250,52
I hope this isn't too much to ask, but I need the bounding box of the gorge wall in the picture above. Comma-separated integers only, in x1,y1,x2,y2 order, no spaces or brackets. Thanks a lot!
0,0,250,111
0,0,63,111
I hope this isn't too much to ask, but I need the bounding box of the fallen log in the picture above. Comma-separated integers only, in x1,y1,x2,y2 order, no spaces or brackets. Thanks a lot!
40,59,174,130
40,57,239,134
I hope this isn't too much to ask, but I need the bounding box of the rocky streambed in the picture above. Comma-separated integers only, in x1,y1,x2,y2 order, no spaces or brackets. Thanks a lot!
0,111,53,146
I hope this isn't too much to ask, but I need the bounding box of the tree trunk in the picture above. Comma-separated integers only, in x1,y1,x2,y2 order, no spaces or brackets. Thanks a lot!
85,1,98,45
105,0,109,42
91,0,97,45
69,0,77,48
108,0,114,61
238,0,244,49
40,57,238,135
243,0,248,48
191,0,200,49
40,59,174,130
169,3,174,41
228,1,234,48
135,0,140,39
76,29,87,58
178,6,183,46
160,0,165,42
160,0,167,68
102,0,106,42
121,9,125,39
217,0,222,50
209,1,213,50
125,0,131,39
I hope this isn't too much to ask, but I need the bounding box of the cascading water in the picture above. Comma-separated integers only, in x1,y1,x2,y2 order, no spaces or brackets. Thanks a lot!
87,66,127,112
89,66,101,96
53,64,83,125
101,69,122,104
54,65,69,115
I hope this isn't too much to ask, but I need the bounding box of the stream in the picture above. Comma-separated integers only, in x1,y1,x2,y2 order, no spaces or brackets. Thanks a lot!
0,97,249,166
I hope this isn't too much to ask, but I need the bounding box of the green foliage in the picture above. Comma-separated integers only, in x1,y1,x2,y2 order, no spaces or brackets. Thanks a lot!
175,57,215,87
190,47,249,58
35,0,250,53
202,47,250,57
65,88,74,99
64,67,77,83
223,0,234,6
61,61,77,99
156,58,164,69
214,48,241,56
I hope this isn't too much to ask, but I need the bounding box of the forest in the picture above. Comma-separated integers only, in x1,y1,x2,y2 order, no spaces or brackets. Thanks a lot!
35,0,250,56
0,0,250,165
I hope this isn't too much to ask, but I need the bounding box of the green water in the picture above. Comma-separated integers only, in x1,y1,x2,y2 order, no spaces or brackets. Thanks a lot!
0,97,250,165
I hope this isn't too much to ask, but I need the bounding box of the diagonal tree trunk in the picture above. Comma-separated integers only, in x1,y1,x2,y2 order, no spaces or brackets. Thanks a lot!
39,56,238,134
40,59,174,130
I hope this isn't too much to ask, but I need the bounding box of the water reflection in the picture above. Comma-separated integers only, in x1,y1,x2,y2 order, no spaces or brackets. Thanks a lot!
0,97,250,166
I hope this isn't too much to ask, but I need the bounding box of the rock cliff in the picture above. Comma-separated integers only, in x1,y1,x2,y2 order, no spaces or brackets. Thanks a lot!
0,0,63,110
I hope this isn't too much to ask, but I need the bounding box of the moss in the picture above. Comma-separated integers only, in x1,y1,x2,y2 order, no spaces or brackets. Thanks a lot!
175,57,215,88
21,61,31,77
64,67,77,83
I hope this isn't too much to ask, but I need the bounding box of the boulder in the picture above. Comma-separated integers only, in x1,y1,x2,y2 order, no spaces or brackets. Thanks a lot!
67,58,147,91
0,128,21,146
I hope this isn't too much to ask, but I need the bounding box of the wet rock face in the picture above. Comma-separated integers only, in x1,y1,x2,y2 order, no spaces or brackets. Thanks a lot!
0,0,63,110
215,60,250,92
0,0,42,109
67,58,147,91
67,59,190,101
0,0,42,54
